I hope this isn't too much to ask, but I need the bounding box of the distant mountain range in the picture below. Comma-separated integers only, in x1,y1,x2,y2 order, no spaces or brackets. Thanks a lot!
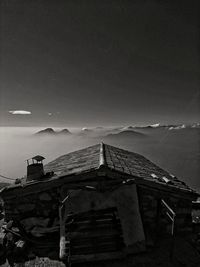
120,123,200,131
35,123,200,137
168,123,200,130
35,128,72,136
105,130,146,139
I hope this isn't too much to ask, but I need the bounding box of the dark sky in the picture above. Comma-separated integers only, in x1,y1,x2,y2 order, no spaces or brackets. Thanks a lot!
0,0,199,127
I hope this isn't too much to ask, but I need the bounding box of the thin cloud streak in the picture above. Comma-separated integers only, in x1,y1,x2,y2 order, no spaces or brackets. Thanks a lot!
9,110,32,115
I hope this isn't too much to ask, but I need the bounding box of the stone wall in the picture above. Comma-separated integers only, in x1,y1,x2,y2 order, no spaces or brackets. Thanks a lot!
2,188,61,259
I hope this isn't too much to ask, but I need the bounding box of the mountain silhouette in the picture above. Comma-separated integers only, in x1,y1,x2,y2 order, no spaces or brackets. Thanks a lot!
35,128,71,136
105,130,146,139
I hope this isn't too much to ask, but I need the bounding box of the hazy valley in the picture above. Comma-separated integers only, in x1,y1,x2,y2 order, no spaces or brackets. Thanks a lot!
0,124,199,191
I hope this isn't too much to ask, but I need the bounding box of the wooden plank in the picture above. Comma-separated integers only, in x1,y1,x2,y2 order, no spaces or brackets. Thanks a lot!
70,245,124,254
67,217,121,225
66,207,118,219
66,223,122,233
65,240,124,249
67,217,121,224
70,251,125,263
66,220,121,228
70,236,124,246
68,229,121,238
71,245,124,255
68,215,117,223
161,199,176,219
70,239,124,249
66,220,121,227
71,213,118,221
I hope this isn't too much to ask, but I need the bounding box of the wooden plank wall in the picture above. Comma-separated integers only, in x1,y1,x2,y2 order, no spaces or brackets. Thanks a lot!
63,207,125,263
137,185,194,245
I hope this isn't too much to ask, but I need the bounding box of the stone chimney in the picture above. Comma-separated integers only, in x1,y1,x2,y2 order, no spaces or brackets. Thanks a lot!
26,155,45,182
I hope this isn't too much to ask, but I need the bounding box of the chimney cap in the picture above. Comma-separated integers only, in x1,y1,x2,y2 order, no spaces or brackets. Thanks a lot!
32,155,45,162
26,155,45,165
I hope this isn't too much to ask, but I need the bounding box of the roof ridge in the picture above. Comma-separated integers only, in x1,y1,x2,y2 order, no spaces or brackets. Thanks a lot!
99,142,106,168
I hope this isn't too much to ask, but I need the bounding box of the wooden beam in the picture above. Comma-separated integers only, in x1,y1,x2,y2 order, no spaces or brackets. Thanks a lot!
99,142,106,167
1,166,198,201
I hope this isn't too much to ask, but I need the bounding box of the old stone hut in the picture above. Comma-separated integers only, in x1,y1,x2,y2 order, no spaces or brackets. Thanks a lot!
0,143,199,265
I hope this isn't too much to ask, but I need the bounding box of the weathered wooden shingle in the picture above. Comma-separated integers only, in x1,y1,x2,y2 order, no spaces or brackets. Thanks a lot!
44,144,101,177
104,144,191,191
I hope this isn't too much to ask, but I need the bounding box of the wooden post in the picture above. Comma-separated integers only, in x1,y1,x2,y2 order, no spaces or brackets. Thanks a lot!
59,191,70,261
59,203,66,260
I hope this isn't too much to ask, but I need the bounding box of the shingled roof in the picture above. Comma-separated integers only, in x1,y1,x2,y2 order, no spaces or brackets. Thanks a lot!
43,143,195,193
1,143,198,198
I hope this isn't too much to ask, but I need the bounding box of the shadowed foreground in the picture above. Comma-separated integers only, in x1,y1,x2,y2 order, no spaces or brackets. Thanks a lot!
1,236,199,267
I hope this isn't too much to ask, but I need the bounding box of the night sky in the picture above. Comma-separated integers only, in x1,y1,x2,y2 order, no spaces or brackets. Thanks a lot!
1,0,199,127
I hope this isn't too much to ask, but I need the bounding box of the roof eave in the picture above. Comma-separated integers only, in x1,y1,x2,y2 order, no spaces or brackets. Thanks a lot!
104,167,200,199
